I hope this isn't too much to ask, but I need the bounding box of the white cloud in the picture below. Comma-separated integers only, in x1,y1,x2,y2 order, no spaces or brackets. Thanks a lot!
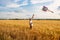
0,8,32,19
19,0,28,6
31,0,52,4
14,0,20,2
0,12,24,19
46,0,60,16
6,0,28,8
47,0,60,10
6,3,20,8
35,13,60,19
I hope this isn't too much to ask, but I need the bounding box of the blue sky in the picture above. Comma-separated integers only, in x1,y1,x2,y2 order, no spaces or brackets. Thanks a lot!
0,0,60,19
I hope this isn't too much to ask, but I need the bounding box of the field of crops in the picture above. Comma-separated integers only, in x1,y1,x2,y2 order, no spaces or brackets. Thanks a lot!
0,20,60,40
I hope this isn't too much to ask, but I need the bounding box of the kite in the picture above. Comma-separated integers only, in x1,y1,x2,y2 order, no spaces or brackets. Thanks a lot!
42,6,54,13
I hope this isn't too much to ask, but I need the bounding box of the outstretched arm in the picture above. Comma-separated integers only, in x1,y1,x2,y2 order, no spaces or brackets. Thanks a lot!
31,14,34,19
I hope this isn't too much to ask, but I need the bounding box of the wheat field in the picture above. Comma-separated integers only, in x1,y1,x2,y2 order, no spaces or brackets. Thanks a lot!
0,20,60,40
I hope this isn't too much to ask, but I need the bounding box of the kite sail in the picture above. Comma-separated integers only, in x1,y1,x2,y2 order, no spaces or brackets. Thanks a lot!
42,6,48,11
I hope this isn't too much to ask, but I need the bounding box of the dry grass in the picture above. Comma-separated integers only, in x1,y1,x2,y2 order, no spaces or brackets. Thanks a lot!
0,20,60,40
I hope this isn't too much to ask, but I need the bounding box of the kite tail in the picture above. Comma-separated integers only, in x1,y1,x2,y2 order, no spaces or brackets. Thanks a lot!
48,10,54,13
